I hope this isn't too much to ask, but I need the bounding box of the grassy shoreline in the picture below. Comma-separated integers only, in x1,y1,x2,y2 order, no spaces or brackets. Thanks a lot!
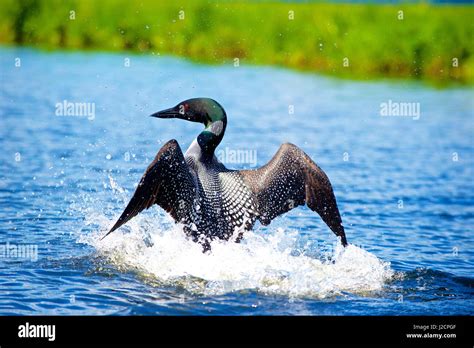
1,0,473,85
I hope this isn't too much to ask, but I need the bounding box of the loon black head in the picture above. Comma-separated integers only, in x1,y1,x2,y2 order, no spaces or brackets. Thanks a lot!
151,98,227,155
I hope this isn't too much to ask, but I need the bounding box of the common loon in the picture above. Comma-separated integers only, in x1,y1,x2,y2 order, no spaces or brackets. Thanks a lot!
104,98,347,251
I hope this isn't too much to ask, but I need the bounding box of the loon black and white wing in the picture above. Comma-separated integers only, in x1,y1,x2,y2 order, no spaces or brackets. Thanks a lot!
103,139,196,238
240,143,347,246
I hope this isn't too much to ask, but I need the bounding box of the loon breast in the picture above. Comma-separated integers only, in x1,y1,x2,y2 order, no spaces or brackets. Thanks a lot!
186,155,258,240
218,170,258,235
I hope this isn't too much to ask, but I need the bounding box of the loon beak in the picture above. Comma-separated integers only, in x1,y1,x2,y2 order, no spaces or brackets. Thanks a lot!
150,103,205,124
150,107,180,119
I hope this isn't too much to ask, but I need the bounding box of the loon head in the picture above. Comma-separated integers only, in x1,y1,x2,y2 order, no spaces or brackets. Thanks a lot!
151,98,227,155
151,98,226,126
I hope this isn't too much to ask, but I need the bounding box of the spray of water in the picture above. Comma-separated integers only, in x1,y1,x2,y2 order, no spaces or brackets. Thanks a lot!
77,175,393,299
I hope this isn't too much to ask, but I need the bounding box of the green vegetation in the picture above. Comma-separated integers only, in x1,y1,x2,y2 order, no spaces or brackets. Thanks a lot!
0,0,473,85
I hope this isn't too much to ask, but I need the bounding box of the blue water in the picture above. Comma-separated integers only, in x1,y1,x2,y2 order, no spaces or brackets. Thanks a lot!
0,47,473,315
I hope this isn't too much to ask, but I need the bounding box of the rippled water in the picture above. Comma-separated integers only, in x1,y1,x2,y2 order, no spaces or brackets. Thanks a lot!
0,47,473,315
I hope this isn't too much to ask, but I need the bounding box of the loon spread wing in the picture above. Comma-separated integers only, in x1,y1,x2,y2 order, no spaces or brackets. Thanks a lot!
104,98,348,249
240,143,347,246
104,139,196,238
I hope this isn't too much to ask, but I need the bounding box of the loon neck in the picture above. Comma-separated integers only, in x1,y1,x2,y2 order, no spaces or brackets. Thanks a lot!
197,119,226,158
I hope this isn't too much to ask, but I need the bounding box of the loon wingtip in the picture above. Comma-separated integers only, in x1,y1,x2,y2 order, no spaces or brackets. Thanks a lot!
100,226,116,240
100,232,110,241
340,234,348,247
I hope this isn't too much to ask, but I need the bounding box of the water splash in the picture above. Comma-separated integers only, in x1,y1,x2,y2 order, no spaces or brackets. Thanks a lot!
79,207,393,299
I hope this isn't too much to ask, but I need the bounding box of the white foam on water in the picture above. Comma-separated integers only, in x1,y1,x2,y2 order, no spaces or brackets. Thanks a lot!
80,209,393,299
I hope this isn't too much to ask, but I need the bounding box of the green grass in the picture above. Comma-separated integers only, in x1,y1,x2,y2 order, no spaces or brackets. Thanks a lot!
1,0,473,85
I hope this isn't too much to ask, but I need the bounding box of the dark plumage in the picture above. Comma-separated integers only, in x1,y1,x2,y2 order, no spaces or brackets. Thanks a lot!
104,98,347,251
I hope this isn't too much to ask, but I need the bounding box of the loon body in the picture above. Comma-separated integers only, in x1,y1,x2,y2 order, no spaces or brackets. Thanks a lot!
105,98,347,251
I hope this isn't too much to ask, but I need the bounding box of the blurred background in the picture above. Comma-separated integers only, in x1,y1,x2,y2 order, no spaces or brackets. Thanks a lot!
0,0,473,85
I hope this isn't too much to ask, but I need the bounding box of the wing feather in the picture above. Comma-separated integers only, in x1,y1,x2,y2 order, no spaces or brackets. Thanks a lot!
103,139,195,238
240,143,347,246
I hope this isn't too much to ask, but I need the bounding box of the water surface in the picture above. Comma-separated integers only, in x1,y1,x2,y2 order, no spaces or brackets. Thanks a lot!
0,47,473,315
